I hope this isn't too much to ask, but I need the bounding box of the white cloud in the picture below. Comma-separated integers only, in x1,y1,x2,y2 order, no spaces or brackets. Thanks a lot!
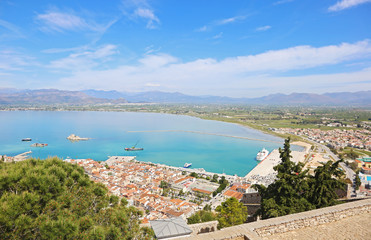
134,8,160,29
121,0,160,29
53,40,371,96
0,19,24,39
48,44,118,70
36,11,88,32
273,0,294,5
212,32,223,39
217,16,246,25
196,25,208,32
0,50,36,71
328,0,371,12
256,25,271,31
36,9,117,34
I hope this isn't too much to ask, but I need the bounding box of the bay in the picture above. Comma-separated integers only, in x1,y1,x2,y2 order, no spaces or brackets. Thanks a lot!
0,111,292,176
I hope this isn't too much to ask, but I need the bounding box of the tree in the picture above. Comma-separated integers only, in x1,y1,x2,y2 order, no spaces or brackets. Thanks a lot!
254,137,346,220
254,138,314,219
215,197,248,229
307,159,345,208
355,172,361,191
190,172,198,178
211,174,219,183
0,157,154,239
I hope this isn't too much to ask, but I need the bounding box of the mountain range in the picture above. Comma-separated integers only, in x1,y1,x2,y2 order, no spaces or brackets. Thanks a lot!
0,88,370,106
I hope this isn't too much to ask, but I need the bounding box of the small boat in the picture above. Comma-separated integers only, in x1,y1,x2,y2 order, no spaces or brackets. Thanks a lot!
31,143,48,147
125,141,143,151
183,163,192,168
256,148,269,161
125,147,144,151
22,138,32,141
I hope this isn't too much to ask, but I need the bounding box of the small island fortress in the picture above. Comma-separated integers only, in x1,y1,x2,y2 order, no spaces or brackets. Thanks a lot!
67,134,90,141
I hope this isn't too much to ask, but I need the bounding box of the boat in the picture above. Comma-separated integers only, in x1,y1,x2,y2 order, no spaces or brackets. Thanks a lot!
22,138,32,141
31,143,48,147
125,147,144,151
256,148,269,161
125,141,143,151
67,134,90,142
183,163,192,168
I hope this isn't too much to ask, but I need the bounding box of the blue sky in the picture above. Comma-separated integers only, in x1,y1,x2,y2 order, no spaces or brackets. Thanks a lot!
0,0,370,97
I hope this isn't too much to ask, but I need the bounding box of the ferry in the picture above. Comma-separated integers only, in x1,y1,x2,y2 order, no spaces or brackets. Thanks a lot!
183,163,192,168
256,148,269,161
22,138,32,141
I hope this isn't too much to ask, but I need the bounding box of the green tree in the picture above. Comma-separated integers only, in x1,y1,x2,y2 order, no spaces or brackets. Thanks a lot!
253,138,314,219
0,157,154,239
187,210,216,225
307,159,345,208
190,172,198,178
215,197,248,229
355,172,361,190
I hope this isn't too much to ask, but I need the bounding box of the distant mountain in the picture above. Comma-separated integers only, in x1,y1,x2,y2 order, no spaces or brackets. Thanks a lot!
0,89,127,105
82,90,371,106
82,89,127,99
1,88,370,106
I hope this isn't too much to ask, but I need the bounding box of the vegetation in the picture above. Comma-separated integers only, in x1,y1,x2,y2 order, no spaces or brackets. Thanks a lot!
212,176,229,197
215,197,248,229
187,210,216,225
0,157,154,239
187,197,247,229
254,138,345,219
355,172,361,191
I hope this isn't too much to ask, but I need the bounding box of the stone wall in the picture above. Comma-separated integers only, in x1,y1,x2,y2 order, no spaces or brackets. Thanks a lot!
188,221,218,236
178,198,371,240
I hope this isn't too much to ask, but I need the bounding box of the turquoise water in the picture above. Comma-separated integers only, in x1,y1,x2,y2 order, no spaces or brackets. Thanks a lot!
0,111,290,176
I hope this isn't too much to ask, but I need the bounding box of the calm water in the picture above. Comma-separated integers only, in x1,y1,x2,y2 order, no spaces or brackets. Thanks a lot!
0,111,294,176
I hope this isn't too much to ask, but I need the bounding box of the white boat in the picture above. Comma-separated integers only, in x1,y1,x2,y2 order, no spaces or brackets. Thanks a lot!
256,148,269,161
184,163,192,168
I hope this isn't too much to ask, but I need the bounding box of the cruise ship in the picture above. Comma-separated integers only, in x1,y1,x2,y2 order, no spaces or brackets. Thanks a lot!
256,148,269,161
183,163,192,168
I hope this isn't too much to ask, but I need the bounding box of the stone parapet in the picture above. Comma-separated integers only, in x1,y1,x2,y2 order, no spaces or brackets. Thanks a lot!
178,198,371,240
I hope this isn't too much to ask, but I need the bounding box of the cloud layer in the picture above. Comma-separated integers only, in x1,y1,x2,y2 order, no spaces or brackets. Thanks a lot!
52,40,371,97
328,0,371,12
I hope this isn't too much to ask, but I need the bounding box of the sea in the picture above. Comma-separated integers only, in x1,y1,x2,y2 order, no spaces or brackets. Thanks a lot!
0,111,301,176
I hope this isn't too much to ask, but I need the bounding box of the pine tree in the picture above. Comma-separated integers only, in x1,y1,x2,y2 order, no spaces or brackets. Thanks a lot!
253,138,314,219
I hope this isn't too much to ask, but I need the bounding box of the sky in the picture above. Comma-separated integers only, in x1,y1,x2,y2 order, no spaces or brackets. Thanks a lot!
0,0,371,97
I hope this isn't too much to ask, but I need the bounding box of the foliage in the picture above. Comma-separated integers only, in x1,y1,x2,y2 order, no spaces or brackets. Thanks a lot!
212,176,229,197
215,197,248,229
346,149,359,160
190,172,198,178
187,210,216,225
211,174,219,183
307,159,345,208
0,157,154,239
355,173,361,190
253,137,345,219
